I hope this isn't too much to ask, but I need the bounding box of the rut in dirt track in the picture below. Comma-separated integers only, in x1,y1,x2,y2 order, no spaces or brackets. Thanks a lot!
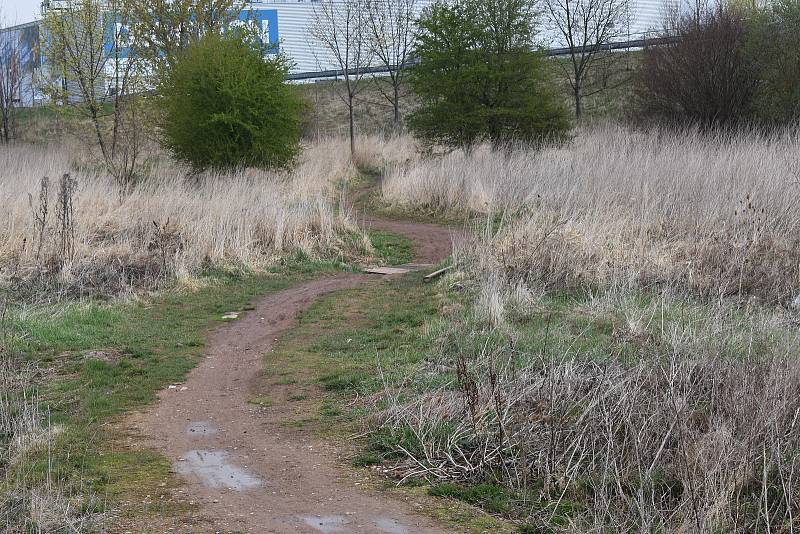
131,217,456,533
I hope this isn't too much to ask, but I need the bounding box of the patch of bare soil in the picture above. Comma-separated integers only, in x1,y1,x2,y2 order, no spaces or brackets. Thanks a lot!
364,218,454,267
127,221,456,533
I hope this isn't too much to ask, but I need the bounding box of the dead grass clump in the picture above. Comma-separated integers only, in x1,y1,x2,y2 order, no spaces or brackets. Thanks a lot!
456,207,800,304
351,134,419,172
380,311,800,532
453,209,800,305
0,138,363,298
2,487,98,533
383,125,800,303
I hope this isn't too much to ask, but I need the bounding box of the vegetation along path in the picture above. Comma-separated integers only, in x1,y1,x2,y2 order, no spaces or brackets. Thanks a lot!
130,217,454,533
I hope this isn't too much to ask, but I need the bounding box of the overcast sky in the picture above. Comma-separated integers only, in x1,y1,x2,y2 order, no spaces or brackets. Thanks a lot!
2,0,40,25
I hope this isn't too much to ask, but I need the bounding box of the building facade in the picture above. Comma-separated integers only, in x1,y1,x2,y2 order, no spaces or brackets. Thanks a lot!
4,0,674,106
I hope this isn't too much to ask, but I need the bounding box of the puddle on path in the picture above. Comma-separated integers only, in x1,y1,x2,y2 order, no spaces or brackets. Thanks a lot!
186,421,218,436
174,450,261,491
373,517,410,534
299,515,349,533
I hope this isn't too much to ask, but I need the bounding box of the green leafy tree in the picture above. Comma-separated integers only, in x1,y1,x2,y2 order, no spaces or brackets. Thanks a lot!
158,32,304,171
747,0,800,126
408,0,570,150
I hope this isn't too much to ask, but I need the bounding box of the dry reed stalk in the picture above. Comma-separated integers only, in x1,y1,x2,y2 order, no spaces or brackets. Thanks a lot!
373,124,800,530
0,137,365,298
379,125,800,303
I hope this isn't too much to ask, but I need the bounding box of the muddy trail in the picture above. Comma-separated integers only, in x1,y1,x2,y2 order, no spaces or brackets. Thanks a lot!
131,217,455,533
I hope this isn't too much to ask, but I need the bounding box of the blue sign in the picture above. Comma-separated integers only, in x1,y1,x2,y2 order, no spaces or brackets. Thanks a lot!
238,9,280,53
103,8,281,59
104,18,133,59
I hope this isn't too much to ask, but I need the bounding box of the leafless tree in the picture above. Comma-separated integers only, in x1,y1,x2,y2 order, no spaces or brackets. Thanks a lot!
312,0,374,155
0,20,25,143
543,0,630,120
366,0,417,129
634,5,757,128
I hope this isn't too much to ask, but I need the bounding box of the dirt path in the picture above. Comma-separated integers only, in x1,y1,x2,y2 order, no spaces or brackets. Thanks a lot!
132,219,454,533
365,218,453,268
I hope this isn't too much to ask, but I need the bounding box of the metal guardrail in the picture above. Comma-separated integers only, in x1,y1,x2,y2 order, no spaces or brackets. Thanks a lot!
287,35,677,81
545,35,679,56
289,64,414,81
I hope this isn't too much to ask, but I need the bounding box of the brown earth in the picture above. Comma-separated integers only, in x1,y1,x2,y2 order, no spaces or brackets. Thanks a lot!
365,218,454,268
128,218,455,533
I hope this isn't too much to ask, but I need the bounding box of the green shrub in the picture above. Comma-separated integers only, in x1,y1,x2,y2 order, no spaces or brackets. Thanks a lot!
407,0,570,150
747,0,800,125
158,32,303,170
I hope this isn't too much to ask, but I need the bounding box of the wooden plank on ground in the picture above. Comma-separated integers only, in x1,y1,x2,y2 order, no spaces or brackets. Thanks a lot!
364,266,412,275
423,266,453,283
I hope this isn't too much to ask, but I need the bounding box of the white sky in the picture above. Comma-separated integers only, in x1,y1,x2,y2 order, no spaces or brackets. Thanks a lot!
2,0,40,25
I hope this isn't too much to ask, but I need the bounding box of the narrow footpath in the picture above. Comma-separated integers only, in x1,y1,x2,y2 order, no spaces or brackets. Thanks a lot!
130,216,454,533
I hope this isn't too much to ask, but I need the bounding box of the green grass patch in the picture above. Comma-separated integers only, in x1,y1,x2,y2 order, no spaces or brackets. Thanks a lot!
364,426,426,461
368,230,414,265
264,270,444,442
8,259,346,525
320,399,343,417
272,271,440,404
351,451,383,467
320,370,373,393
430,483,517,515
274,376,298,385
429,482,580,529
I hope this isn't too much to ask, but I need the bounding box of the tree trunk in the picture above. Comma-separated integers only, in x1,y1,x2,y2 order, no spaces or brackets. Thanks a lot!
393,83,400,129
574,83,582,121
1,108,9,144
89,104,111,170
348,97,356,156
0,92,8,143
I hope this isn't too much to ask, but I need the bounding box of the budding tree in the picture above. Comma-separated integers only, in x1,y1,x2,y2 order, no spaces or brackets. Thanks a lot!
0,23,24,143
123,0,242,71
366,0,417,128
312,0,374,155
43,0,145,196
543,0,630,119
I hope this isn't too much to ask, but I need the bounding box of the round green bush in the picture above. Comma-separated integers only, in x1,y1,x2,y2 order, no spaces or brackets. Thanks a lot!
408,0,570,150
159,32,303,170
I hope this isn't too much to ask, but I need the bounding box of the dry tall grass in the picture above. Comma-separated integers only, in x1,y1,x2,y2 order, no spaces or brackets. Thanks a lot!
384,309,800,532
373,125,800,531
1,359,93,532
0,138,363,298
383,125,800,304
379,233,800,532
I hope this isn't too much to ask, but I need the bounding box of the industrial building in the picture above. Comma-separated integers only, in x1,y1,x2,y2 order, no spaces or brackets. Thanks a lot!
2,0,672,106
